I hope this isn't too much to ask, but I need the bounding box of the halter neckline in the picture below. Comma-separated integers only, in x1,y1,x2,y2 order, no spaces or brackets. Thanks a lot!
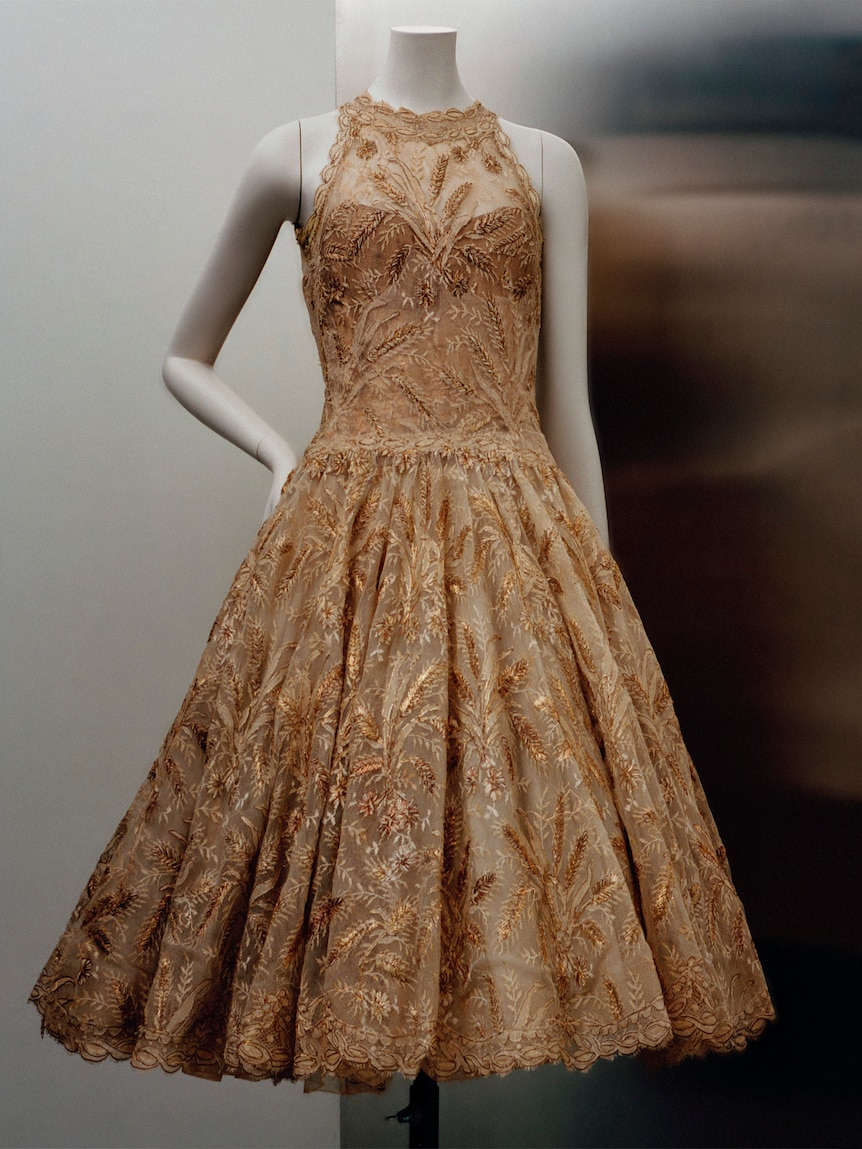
351,91,490,125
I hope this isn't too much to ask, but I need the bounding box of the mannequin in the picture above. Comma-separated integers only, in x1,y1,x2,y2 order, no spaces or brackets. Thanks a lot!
31,24,776,1094
162,25,610,544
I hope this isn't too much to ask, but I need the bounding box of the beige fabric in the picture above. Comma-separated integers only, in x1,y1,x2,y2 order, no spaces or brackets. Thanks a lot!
29,94,773,1092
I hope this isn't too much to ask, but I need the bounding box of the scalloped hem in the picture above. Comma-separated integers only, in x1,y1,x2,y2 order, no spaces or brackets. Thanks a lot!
29,982,775,1093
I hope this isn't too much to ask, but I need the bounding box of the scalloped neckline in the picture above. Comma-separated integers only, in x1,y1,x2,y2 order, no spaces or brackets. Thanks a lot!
354,91,487,121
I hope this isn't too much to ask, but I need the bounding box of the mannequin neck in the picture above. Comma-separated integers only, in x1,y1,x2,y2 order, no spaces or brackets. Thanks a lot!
366,26,474,113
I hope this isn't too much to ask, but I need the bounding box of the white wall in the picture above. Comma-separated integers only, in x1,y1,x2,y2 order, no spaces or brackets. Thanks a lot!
1,3,337,1147
3,3,859,1148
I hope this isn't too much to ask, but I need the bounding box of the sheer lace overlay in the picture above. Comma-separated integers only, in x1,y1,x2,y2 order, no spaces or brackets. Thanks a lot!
29,94,774,1092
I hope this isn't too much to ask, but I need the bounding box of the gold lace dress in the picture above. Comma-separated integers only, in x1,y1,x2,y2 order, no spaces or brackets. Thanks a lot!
29,94,774,1092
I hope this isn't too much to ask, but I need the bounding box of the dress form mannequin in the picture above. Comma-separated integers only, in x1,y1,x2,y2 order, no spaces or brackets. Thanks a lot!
33,25,776,1094
162,26,609,544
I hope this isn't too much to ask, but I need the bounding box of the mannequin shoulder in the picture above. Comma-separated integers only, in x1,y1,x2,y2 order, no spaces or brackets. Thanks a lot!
239,121,301,205
537,130,585,174
497,120,586,211
293,108,341,153
247,110,340,183
537,131,588,219
238,112,336,223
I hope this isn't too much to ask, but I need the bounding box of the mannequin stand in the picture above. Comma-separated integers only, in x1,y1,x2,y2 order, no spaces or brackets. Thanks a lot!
386,1071,440,1148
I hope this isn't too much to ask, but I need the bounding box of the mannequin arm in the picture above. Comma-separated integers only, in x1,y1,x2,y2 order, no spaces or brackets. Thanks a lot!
536,132,610,547
162,122,302,518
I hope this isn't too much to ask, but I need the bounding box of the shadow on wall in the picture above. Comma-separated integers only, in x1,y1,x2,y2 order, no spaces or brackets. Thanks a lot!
342,943,861,1148
342,32,862,1149
600,34,862,137
579,34,862,962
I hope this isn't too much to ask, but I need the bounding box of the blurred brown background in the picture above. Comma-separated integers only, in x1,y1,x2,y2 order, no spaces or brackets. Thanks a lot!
583,34,862,961
345,19,862,1149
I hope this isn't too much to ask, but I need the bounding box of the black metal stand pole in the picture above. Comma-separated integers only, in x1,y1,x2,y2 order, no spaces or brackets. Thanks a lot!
385,1070,440,1149
408,1071,439,1149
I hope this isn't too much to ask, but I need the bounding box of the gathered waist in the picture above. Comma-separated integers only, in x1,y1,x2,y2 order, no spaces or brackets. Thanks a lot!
300,429,557,477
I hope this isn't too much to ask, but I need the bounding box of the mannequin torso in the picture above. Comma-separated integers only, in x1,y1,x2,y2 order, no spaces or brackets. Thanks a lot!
163,26,608,543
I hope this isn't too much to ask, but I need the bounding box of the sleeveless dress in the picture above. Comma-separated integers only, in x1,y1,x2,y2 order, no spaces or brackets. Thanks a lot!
29,94,774,1093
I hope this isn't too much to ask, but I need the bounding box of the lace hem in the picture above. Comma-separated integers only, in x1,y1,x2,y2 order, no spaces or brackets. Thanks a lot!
29,978,774,1092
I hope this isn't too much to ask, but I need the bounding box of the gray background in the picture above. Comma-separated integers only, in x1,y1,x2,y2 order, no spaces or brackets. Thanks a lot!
3,2,861,1148
2,3,335,1147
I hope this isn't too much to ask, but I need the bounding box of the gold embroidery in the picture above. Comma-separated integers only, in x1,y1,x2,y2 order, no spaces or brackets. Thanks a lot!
29,92,773,1093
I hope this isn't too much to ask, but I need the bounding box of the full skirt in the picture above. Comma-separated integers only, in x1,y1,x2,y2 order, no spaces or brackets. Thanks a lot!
29,449,774,1091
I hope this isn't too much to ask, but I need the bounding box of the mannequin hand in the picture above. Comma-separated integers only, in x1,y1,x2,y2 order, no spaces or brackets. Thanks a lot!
262,463,295,523
257,433,297,523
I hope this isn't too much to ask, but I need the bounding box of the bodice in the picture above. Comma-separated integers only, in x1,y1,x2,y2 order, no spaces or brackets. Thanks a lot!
295,94,548,466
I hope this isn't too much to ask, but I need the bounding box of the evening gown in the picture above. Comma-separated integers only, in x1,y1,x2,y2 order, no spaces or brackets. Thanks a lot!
29,93,774,1092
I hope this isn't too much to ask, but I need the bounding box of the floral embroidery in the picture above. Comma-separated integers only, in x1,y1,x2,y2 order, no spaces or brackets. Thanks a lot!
29,92,773,1093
